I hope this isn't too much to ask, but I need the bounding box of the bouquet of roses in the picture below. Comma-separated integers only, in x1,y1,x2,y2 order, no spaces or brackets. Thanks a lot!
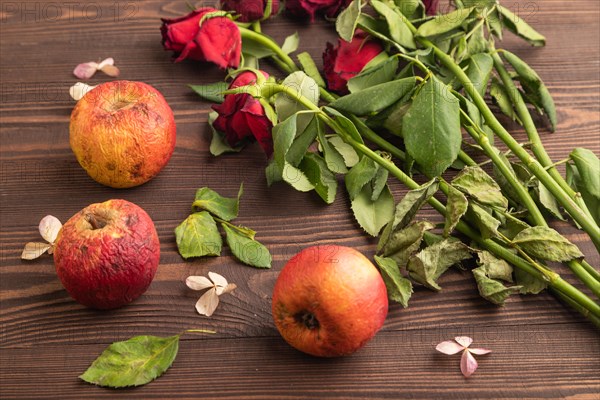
160,0,600,325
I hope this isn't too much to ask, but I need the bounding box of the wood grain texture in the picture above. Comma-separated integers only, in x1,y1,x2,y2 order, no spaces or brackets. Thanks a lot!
1,0,599,398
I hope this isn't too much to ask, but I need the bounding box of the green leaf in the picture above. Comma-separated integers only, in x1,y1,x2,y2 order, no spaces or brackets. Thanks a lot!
192,184,243,221
472,267,520,306
273,114,298,169
535,181,564,220
208,111,243,156
371,0,416,49
286,114,319,167
477,251,513,282
281,32,299,55
402,77,462,177
379,220,435,267
324,107,365,144
567,162,600,226
502,50,556,131
498,5,546,47
514,267,547,294
351,184,395,237
329,136,359,167
242,34,276,59
297,52,326,88
317,122,348,173
222,223,271,268
490,78,520,123
467,202,500,239
282,163,315,192
465,53,493,98
80,335,180,388
275,71,320,134
345,156,379,200
407,239,472,291
371,165,389,201
389,178,439,232
330,77,417,116
300,153,338,204
570,148,600,199
175,212,222,259
394,0,421,19
189,82,228,104
452,166,508,209
336,0,362,42
374,255,413,307
512,226,584,262
416,7,475,38
444,184,468,236
346,59,406,96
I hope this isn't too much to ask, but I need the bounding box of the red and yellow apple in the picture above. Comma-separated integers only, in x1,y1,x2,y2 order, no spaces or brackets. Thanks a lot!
53,199,160,309
69,80,176,188
272,245,388,357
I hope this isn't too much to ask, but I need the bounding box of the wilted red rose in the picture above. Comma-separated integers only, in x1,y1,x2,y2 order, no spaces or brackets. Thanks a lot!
212,71,274,156
220,0,279,22
323,31,384,93
423,0,439,15
286,0,351,21
160,8,241,69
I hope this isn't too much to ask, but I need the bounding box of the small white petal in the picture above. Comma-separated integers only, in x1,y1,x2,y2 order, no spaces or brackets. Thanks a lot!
469,347,492,355
455,336,473,348
73,62,99,79
21,242,51,260
38,215,62,243
195,288,219,317
460,349,479,378
436,340,465,355
69,82,96,101
208,271,229,288
186,276,214,291
100,64,120,77
96,57,114,69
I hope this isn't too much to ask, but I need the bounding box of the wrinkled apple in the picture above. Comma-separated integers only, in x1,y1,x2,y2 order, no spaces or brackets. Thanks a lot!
272,245,388,357
69,80,176,188
53,199,160,309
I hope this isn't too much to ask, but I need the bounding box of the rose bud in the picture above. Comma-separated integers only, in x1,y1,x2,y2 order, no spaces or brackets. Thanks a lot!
286,0,351,21
160,8,241,69
212,71,274,156
220,0,280,22
423,0,439,15
323,31,385,94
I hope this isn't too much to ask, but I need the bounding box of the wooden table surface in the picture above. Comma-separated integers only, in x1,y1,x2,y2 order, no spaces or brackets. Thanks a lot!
1,1,599,398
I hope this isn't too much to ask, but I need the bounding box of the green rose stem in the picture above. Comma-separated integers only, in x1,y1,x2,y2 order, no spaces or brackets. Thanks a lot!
262,82,600,322
491,51,596,223
399,24,600,252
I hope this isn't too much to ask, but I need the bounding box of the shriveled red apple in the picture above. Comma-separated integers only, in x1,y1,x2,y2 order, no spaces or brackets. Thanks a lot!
52,199,160,309
70,80,176,188
272,245,388,357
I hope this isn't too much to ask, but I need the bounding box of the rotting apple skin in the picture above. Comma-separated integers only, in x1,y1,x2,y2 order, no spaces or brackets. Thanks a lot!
272,245,388,357
70,80,176,188
53,199,160,310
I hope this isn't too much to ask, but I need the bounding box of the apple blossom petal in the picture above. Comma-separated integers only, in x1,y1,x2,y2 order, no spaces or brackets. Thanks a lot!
460,349,479,378
195,288,220,316
69,82,96,101
100,64,120,77
469,348,492,355
38,215,62,243
222,283,237,295
21,242,51,260
436,340,465,355
186,276,214,291
73,62,99,79
455,336,473,348
208,271,229,288
96,57,114,69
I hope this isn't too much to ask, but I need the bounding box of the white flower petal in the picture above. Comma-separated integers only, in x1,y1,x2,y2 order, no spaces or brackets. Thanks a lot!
436,340,465,355
38,215,62,243
460,349,478,378
186,276,214,291
96,57,115,69
469,347,492,355
73,62,99,80
100,64,120,77
222,283,237,295
21,242,51,260
69,82,96,101
208,271,228,288
455,336,473,348
195,289,219,317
